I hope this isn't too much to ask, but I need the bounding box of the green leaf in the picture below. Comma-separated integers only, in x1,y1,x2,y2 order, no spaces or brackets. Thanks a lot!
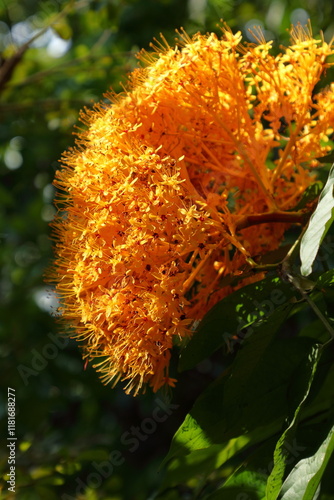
293,183,322,211
266,344,322,500
179,275,294,371
300,165,334,276
208,437,278,500
299,362,334,426
280,424,334,500
165,308,313,466
206,482,265,500
298,319,330,344
316,269,334,288
162,413,212,463
161,436,249,490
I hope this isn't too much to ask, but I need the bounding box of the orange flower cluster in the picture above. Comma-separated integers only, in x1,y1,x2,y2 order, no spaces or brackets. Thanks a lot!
50,25,334,395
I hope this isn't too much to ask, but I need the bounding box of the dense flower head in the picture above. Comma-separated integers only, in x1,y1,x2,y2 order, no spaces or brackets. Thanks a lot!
49,25,334,395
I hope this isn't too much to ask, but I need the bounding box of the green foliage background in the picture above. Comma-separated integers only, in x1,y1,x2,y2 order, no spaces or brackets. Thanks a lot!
1,1,334,499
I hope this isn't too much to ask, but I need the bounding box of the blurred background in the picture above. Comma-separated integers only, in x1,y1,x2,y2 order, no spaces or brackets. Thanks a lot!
1,0,334,498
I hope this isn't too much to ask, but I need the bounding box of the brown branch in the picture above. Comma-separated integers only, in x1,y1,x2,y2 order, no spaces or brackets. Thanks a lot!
0,0,78,95
235,210,309,232
5,29,116,91
0,45,29,95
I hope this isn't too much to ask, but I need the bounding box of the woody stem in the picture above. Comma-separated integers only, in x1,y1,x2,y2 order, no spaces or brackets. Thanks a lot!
235,211,308,232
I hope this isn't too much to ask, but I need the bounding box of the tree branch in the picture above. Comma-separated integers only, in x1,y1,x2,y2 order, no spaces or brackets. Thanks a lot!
235,210,308,232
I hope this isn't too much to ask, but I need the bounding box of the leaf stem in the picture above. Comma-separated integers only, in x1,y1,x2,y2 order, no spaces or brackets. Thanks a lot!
293,283,334,341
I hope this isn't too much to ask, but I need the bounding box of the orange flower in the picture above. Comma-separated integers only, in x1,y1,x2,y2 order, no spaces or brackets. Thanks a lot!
49,25,334,395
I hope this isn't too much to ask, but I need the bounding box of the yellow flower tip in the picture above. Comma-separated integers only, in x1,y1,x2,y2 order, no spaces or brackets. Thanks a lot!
49,22,334,395
247,25,267,45
290,20,313,44
175,26,195,47
148,32,171,57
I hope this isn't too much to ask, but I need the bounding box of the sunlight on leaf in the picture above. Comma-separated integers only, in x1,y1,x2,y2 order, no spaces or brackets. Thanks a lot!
279,424,334,500
179,276,294,371
266,344,322,499
300,165,334,276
